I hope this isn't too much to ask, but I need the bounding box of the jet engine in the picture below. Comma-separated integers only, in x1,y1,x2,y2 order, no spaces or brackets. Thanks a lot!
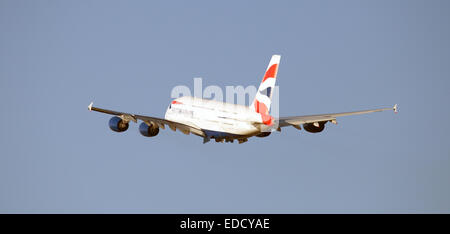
139,122,159,137
303,121,326,133
109,116,129,132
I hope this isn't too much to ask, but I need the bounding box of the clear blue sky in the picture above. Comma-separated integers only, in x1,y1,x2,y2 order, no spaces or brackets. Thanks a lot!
1,0,449,213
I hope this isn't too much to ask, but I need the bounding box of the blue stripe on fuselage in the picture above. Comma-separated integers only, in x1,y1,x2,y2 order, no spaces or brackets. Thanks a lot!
202,129,245,139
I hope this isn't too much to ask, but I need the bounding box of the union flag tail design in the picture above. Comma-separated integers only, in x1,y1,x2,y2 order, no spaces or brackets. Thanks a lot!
251,55,281,125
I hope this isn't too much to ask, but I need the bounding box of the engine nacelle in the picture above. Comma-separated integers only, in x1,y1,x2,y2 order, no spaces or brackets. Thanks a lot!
109,116,129,132
303,121,326,133
256,132,271,137
139,122,159,137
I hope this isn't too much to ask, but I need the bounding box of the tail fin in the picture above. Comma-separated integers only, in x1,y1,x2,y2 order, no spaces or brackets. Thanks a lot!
251,55,281,125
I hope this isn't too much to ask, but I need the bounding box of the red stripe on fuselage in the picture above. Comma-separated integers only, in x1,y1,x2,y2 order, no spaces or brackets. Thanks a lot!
254,101,273,126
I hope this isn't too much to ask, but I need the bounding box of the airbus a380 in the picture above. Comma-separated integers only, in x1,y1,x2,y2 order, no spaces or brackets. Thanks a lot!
88,55,397,144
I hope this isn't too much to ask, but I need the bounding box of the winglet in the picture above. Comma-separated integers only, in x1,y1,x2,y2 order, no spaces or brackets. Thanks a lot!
88,102,93,111
393,104,398,113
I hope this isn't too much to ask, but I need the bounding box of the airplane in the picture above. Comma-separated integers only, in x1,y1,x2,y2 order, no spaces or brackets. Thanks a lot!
88,55,397,144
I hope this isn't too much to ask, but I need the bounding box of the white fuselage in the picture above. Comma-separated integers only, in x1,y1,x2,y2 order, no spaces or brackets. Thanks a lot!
164,96,264,137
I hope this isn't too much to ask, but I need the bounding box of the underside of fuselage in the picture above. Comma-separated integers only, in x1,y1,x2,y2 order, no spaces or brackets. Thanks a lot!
201,129,259,144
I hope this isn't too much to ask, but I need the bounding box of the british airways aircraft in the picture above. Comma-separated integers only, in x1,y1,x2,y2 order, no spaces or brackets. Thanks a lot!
88,55,397,144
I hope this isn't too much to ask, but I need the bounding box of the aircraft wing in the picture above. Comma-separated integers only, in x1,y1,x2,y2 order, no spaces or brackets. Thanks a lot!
87,102,205,137
277,104,397,127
